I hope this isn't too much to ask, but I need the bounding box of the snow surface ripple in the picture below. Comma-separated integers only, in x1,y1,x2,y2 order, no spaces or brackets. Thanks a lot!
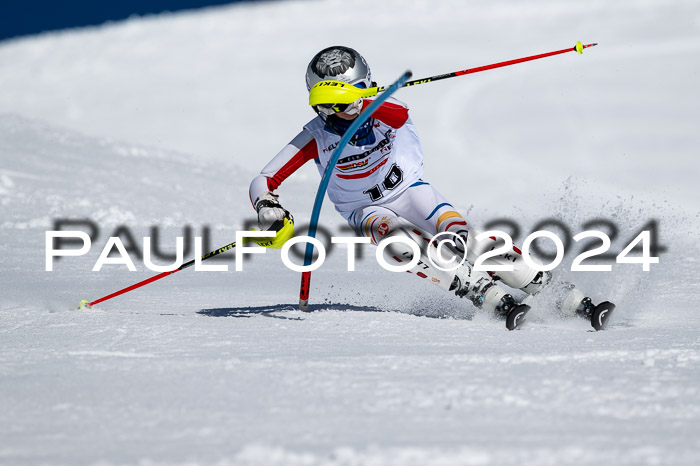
1,0,700,464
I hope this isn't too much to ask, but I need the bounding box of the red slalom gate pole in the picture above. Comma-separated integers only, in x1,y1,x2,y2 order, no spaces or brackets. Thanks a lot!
376,41,597,92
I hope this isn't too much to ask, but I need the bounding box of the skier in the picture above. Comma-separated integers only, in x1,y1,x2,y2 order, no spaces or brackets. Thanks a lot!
249,45,613,329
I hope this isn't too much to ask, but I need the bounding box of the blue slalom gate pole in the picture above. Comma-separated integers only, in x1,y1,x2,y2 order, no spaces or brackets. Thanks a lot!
298,70,412,311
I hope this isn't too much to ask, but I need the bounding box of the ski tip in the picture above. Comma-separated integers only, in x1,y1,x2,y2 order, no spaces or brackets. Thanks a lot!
506,304,530,331
299,299,309,312
77,299,91,310
591,301,616,331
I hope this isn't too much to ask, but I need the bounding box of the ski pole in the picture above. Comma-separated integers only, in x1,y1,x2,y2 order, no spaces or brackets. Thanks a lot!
78,240,238,309
299,70,413,312
309,42,597,107
377,41,597,92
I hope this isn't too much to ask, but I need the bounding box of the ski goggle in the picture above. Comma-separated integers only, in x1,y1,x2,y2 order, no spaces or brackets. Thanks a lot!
315,102,354,116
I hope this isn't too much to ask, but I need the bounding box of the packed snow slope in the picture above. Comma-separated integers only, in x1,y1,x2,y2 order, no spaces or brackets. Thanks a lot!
1,0,700,465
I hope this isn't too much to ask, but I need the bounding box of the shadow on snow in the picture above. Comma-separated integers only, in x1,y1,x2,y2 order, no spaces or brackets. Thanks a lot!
197,302,390,320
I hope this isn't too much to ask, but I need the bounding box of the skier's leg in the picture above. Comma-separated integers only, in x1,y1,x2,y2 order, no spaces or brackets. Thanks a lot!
519,270,611,328
379,182,600,320
347,205,399,246
350,205,521,318
466,236,597,319
349,204,464,290
384,181,469,245
383,182,539,288
348,205,454,290
390,227,525,321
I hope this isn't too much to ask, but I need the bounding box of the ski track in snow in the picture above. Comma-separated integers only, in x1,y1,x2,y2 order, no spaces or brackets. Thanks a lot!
1,0,700,464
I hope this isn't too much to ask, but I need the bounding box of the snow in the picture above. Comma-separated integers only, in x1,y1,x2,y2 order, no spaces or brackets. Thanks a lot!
1,0,700,464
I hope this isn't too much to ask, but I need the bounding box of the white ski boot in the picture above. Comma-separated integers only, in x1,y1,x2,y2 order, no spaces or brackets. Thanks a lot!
450,264,529,330
556,283,616,331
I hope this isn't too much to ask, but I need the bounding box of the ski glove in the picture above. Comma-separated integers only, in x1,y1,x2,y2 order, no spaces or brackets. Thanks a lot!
255,192,291,231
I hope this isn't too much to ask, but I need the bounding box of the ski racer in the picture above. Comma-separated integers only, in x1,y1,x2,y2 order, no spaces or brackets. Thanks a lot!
249,46,613,329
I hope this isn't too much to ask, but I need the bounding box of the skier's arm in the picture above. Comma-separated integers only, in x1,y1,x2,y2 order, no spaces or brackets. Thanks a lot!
249,129,319,207
249,129,318,230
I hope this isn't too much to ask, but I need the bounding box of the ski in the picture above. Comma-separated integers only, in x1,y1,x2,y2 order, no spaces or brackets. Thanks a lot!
590,301,616,331
505,304,530,330
503,299,615,331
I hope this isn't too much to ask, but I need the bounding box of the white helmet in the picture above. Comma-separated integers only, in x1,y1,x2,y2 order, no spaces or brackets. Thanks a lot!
305,46,373,91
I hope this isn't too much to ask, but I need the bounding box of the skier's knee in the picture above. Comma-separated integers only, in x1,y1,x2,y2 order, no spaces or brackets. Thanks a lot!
520,271,552,295
358,212,397,245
